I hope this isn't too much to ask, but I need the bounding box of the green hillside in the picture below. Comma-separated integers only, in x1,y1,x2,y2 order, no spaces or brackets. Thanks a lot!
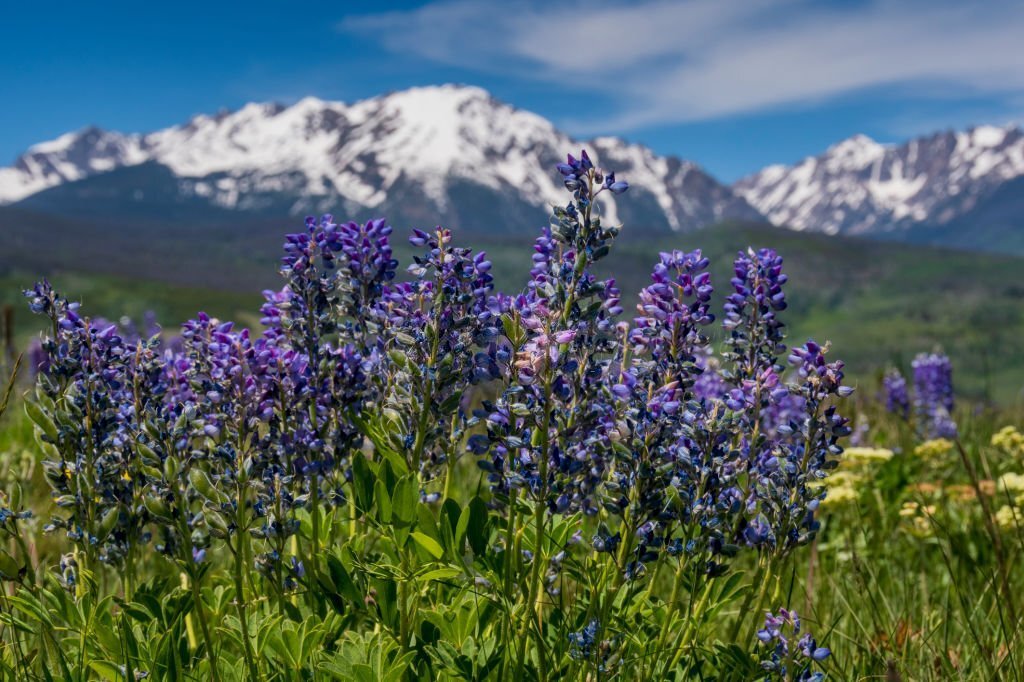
1,215,1022,403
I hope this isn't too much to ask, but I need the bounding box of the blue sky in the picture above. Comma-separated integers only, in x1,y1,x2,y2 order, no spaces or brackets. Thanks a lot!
3,0,1023,181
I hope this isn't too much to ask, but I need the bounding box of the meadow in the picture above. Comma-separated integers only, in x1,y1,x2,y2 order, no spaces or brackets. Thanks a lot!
0,151,1022,681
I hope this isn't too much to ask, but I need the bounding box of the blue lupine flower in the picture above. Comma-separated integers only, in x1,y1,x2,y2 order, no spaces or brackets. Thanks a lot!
882,368,910,418
757,608,830,680
567,619,600,661
912,352,957,438
377,226,495,481
472,150,625,513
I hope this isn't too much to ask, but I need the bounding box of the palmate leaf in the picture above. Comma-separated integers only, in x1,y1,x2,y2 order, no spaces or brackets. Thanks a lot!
321,631,415,682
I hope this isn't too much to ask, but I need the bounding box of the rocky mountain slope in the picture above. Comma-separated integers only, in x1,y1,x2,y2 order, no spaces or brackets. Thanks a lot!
0,85,760,232
734,125,1024,243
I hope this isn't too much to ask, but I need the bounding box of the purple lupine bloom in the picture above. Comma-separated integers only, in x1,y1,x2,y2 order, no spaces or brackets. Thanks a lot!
602,248,730,578
761,390,807,438
567,618,601,661
473,150,624,514
723,248,788,382
335,218,397,346
757,608,830,681
376,226,496,481
264,214,375,479
748,341,850,553
912,352,957,438
720,248,793,444
692,351,729,402
630,248,714,388
25,281,176,570
882,368,910,419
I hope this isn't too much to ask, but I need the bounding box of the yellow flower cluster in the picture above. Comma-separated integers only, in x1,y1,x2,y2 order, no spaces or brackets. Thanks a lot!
819,447,895,510
822,485,858,507
914,439,954,459
899,501,935,537
844,447,895,466
992,426,1024,457
820,470,863,508
995,505,1020,531
994,468,1024,530
999,472,1024,494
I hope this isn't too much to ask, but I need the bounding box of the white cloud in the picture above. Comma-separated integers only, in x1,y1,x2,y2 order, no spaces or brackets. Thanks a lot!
340,0,1024,131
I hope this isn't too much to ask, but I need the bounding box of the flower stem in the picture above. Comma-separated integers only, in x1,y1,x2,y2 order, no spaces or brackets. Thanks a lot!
188,572,221,682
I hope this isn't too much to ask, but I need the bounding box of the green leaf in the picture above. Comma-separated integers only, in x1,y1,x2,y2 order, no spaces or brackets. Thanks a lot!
416,567,461,583
455,503,472,549
501,313,525,347
391,476,418,527
0,549,22,580
411,532,444,559
466,496,490,556
439,511,458,560
441,498,461,535
374,479,393,524
326,554,363,605
352,454,375,516
87,661,122,682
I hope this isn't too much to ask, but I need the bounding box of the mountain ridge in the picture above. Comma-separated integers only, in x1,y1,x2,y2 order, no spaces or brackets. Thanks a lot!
734,123,1024,243
2,85,1023,252
0,84,761,233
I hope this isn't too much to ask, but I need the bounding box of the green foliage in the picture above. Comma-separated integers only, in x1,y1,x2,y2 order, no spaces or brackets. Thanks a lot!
0,389,1020,679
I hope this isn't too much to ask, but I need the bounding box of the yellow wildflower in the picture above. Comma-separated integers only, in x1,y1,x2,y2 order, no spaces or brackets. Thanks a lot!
998,472,1024,494
828,471,863,488
899,501,936,537
844,447,895,466
822,485,858,508
995,505,1020,531
900,501,923,517
914,439,953,459
992,426,1024,457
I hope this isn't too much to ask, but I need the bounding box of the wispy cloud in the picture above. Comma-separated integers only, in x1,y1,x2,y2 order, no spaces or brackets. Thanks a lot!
340,0,1024,131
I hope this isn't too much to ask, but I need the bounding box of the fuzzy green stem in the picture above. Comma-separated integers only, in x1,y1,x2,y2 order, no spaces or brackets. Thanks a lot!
233,497,260,681
189,572,221,682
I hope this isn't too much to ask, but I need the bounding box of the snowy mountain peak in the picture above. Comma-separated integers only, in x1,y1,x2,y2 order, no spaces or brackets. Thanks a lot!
824,134,886,169
735,123,1024,235
0,127,146,203
0,85,759,232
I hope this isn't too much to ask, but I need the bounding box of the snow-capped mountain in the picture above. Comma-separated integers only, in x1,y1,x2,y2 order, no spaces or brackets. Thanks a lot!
0,85,760,232
734,125,1024,236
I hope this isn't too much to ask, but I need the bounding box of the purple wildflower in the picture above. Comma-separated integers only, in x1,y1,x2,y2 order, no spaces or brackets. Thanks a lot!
912,352,957,438
883,369,910,419
757,608,830,681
